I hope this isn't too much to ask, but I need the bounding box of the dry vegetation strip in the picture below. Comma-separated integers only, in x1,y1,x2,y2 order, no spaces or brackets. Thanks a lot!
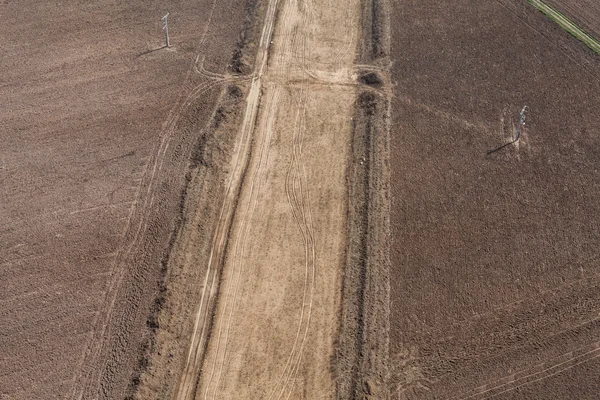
133,0,379,397
528,0,600,53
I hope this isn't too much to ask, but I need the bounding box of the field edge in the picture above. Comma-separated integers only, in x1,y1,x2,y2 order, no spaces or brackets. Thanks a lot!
125,1,267,398
334,0,392,397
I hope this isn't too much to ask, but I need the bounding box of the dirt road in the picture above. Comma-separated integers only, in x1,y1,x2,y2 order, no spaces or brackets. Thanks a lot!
174,0,362,398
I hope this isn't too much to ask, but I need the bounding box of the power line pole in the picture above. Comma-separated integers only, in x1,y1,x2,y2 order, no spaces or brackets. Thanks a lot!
487,105,529,155
515,105,528,142
162,13,170,47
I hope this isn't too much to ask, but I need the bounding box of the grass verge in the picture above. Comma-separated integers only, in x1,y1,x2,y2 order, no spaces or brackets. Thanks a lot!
528,0,600,54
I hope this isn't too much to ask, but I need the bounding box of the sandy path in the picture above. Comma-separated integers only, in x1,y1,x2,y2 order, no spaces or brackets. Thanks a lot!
174,0,361,398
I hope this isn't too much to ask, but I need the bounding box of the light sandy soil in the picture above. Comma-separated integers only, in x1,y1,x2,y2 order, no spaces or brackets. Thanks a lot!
171,0,363,398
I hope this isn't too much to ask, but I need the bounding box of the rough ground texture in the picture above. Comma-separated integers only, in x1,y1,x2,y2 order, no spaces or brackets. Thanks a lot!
0,0,248,398
132,1,264,398
137,0,390,396
546,0,600,38
335,0,392,398
389,0,600,399
173,0,364,397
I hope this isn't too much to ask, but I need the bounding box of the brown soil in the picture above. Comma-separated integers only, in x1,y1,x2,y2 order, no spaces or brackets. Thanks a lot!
0,0,250,398
388,0,600,399
2,0,380,397
546,0,600,38
8,0,599,399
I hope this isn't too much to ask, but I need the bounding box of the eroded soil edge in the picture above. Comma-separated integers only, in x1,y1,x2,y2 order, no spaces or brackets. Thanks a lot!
129,2,265,398
336,0,392,398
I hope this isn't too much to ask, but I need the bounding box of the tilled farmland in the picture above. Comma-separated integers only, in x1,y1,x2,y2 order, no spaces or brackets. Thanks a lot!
2,0,599,399
547,0,600,37
388,0,600,398
1,0,251,398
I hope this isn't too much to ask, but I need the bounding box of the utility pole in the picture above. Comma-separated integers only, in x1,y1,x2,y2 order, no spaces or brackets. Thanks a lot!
162,13,170,47
487,105,529,155
515,105,528,142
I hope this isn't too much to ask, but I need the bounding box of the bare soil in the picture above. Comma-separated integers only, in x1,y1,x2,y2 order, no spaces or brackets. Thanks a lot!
388,0,600,398
546,0,600,38
0,0,249,398
170,0,364,397
132,0,371,397
8,0,599,399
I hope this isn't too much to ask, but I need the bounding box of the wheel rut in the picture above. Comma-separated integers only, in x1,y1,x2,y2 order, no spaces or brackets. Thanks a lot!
175,0,364,397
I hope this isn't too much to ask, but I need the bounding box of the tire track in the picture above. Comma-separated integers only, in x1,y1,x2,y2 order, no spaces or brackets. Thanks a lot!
271,105,305,396
261,1,309,397
69,0,232,393
174,0,281,398
282,99,316,400
175,79,262,400
203,87,282,400
448,338,600,400
79,77,227,399
177,0,360,395
268,0,319,396
268,90,313,400
405,254,600,341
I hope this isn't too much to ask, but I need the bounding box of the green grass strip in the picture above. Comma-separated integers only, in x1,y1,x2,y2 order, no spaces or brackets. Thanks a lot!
528,0,600,54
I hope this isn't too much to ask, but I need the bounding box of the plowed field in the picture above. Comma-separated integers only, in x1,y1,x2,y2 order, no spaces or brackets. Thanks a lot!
389,0,600,398
546,0,600,37
0,0,249,398
6,0,600,398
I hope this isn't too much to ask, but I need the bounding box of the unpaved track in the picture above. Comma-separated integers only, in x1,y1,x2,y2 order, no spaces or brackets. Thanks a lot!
175,0,361,398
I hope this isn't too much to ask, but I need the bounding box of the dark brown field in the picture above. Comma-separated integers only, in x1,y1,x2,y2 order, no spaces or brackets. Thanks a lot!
0,0,248,398
388,0,600,398
547,0,600,37
5,0,600,398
